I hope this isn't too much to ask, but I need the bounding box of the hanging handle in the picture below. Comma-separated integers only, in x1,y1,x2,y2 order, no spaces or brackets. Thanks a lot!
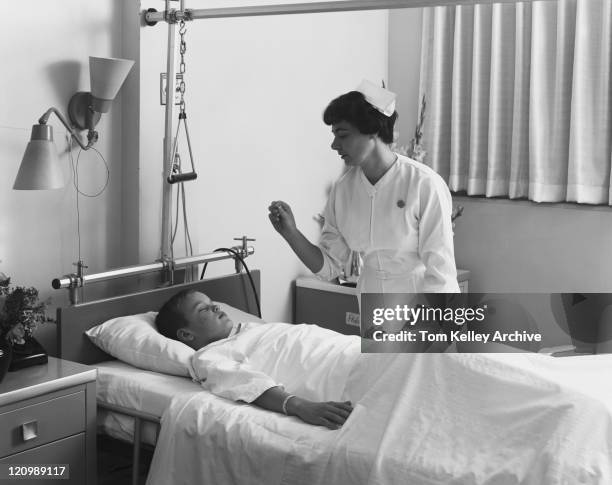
167,111,198,184
167,172,197,184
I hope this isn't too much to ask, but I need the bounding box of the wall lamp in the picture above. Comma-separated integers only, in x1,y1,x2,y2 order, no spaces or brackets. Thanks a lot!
13,56,134,190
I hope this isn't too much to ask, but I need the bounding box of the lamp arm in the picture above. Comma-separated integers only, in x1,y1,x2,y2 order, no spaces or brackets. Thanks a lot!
38,107,97,150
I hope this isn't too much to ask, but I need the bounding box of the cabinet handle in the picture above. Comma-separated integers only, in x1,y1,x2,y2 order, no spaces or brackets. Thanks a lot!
21,421,38,441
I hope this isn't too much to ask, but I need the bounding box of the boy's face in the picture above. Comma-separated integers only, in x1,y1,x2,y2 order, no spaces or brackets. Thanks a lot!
178,292,234,349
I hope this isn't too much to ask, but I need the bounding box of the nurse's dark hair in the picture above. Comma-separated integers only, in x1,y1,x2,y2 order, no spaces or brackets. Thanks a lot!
155,288,197,340
323,91,398,144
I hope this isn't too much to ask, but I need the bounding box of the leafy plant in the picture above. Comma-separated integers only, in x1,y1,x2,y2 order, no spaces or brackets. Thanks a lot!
391,94,427,162
0,273,53,345
408,94,427,162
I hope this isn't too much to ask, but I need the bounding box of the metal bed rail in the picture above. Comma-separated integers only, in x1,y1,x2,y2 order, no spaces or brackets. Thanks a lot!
98,401,162,485
52,246,254,304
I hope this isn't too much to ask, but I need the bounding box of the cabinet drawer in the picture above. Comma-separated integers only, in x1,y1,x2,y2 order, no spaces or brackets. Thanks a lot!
0,433,85,485
0,391,85,457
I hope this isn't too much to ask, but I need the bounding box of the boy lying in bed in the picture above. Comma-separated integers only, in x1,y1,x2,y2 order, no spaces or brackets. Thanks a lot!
155,289,355,430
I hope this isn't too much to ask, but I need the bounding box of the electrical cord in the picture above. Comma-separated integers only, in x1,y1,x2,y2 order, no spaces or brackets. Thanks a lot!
67,137,84,263
200,247,261,319
181,183,194,268
67,134,110,302
169,172,197,281
68,136,110,261
199,262,209,280
73,146,110,198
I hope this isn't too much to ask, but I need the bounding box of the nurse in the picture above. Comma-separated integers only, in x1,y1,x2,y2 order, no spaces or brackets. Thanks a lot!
268,80,459,296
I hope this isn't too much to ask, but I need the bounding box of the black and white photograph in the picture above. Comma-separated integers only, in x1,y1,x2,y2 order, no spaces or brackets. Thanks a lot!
1,0,611,484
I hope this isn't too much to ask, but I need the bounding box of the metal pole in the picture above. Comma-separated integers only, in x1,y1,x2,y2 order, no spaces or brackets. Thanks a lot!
145,0,541,23
51,247,254,290
52,261,166,289
161,12,178,261
172,249,254,268
132,416,141,485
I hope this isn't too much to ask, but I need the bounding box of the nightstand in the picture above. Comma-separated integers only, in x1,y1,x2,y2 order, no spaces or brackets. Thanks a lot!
457,269,469,293
0,357,97,485
294,269,470,335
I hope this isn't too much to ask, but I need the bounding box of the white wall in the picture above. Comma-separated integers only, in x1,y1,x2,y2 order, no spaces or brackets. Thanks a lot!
138,1,390,321
0,1,130,308
452,197,612,292
389,9,423,146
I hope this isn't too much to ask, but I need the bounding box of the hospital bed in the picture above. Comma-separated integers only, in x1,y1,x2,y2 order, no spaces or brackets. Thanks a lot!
56,271,612,485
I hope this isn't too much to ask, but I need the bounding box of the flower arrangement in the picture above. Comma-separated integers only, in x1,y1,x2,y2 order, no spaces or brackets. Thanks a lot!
408,94,427,163
451,205,464,230
390,94,465,232
392,94,427,163
0,273,53,345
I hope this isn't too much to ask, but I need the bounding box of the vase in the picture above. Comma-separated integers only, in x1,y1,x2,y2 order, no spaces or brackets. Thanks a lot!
0,339,12,383
8,337,48,372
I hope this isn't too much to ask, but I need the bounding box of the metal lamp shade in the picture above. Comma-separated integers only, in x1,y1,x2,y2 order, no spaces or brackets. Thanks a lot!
13,125,64,190
89,56,134,113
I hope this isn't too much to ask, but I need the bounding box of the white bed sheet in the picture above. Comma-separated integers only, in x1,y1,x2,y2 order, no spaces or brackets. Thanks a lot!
147,351,612,485
96,360,202,444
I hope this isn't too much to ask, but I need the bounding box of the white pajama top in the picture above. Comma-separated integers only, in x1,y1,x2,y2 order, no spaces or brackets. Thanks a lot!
316,154,459,294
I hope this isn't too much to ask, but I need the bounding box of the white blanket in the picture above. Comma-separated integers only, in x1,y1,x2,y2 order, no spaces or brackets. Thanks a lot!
146,327,612,485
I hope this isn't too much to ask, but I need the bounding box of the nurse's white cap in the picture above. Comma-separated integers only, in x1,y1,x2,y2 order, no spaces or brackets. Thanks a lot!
356,79,397,117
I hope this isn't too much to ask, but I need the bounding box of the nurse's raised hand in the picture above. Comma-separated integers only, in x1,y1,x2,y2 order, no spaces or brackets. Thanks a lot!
268,200,325,273
268,201,297,238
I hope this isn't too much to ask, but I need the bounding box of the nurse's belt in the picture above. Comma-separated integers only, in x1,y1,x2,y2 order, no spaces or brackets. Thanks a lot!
356,79,397,117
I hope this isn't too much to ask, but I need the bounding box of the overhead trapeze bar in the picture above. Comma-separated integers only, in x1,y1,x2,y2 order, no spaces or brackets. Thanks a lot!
144,0,541,24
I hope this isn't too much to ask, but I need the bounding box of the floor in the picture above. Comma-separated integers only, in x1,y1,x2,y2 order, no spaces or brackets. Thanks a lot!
97,435,153,485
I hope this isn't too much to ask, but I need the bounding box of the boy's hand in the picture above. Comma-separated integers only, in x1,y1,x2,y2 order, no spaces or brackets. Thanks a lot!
288,397,353,430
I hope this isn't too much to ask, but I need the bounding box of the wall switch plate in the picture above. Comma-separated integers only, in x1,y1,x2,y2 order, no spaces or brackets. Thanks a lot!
345,311,360,327
160,73,183,105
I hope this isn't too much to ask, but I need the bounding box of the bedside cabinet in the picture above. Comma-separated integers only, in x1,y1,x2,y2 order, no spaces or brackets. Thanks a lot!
0,357,97,485
457,269,470,293
294,269,470,335
295,277,361,336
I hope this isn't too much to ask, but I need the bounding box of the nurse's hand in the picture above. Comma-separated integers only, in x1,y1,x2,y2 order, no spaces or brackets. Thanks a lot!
268,200,297,238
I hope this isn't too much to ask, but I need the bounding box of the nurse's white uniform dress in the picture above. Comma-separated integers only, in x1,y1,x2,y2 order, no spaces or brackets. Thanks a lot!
316,154,459,295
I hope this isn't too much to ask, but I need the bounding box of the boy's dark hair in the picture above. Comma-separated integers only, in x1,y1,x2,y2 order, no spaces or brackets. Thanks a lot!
323,91,398,144
155,288,197,340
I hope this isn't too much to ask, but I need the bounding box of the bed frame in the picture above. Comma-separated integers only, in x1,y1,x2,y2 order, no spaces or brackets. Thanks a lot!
56,271,261,485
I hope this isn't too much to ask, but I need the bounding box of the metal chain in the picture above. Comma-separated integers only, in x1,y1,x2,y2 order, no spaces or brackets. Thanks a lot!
178,19,187,114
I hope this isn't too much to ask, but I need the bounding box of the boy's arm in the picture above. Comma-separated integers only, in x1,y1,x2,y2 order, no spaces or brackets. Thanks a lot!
253,386,353,430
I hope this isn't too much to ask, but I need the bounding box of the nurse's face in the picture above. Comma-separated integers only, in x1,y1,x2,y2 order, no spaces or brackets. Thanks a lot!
330,121,375,166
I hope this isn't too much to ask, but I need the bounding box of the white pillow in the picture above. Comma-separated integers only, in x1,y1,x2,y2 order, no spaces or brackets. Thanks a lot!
85,311,194,377
85,303,264,377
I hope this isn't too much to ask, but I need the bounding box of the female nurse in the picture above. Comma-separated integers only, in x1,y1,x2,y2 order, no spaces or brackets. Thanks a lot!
268,80,459,296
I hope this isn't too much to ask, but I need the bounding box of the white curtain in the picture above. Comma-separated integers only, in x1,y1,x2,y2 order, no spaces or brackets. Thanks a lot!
418,0,612,205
